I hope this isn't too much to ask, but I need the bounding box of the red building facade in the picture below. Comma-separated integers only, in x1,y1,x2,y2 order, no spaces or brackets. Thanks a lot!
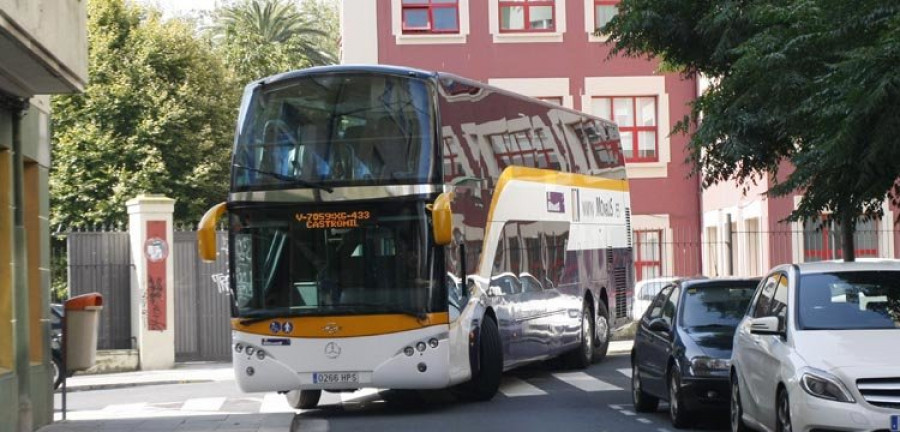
341,0,703,279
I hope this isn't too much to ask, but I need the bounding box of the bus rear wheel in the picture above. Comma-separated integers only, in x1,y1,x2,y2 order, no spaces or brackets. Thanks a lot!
593,301,611,362
460,317,502,401
564,302,594,369
286,389,321,410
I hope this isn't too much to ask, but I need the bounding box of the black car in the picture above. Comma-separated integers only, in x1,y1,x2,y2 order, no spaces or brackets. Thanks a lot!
50,303,66,389
630,277,759,429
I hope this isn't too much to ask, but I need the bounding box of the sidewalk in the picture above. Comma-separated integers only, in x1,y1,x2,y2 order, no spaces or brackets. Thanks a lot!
57,361,234,393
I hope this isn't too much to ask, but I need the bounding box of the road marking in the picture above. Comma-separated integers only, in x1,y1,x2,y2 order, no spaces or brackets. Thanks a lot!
617,368,633,378
637,418,652,424
181,397,226,412
260,392,295,413
658,428,672,432
609,404,623,410
552,372,623,392
620,409,635,416
499,377,549,397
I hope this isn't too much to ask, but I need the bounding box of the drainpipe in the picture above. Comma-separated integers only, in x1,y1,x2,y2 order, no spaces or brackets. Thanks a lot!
2,92,32,432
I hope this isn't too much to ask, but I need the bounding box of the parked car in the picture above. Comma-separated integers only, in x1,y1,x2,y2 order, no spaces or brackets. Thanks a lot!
631,277,759,428
730,260,900,432
631,277,680,321
50,303,64,389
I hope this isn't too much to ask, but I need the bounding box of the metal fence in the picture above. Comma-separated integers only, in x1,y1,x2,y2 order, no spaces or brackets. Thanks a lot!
52,227,233,361
57,228,133,350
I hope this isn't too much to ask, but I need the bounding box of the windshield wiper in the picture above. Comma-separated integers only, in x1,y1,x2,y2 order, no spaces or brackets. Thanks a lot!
237,309,291,325
334,303,429,321
233,163,334,193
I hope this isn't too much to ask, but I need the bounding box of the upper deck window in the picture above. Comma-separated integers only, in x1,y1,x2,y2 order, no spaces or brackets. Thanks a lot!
233,74,436,191
499,0,555,32
402,0,460,33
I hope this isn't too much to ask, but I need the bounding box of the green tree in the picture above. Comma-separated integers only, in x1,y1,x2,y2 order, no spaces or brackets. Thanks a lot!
604,0,900,261
207,0,338,86
51,0,235,228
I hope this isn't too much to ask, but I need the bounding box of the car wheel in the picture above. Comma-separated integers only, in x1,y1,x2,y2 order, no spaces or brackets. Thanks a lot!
669,368,692,428
565,303,594,369
51,354,62,390
285,389,321,409
632,361,659,412
731,375,750,432
460,317,503,401
776,389,792,432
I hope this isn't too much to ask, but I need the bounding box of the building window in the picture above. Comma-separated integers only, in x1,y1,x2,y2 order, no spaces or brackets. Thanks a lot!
594,0,618,33
803,217,879,262
402,0,460,33
592,96,658,162
499,0,555,32
635,230,662,281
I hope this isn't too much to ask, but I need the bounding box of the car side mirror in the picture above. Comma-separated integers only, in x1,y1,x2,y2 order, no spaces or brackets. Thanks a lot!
749,316,785,337
648,318,670,333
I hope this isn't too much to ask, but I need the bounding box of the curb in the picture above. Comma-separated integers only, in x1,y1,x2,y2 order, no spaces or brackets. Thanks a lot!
56,379,213,393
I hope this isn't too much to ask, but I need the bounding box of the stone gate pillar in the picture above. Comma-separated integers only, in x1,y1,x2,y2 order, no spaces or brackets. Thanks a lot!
127,194,176,370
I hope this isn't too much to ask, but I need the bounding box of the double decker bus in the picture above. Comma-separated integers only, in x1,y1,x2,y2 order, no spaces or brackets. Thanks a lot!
198,65,633,408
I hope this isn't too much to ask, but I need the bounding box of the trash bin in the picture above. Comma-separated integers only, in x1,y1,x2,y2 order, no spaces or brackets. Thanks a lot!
64,293,103,372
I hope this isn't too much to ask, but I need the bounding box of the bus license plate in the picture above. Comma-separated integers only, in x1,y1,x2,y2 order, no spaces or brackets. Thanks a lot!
891,414,899,432
313,372,359,384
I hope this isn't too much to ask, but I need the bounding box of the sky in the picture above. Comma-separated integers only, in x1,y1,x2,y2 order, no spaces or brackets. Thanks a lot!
137,0,220,18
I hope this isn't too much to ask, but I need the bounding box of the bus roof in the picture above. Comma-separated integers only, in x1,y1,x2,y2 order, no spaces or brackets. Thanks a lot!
251,64,613,125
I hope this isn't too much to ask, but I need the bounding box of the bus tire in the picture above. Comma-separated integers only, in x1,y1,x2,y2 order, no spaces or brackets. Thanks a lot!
461,317,502,401
593,300,611,362
564,302,594,369
286,389,321,410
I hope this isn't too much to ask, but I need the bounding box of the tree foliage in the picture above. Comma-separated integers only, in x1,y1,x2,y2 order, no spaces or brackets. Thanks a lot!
206,0,338,86
604,0,900,260
51,0,234,227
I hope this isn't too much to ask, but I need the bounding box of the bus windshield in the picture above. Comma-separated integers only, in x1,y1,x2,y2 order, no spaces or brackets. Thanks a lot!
229,201,441,319
233,73,436,190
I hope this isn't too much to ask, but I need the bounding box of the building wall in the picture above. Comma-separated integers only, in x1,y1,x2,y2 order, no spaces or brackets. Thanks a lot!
343,0,702,277
0,0,87,430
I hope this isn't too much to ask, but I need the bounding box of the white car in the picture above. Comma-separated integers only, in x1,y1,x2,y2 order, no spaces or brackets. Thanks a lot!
730,260,900,432
631,277,679,321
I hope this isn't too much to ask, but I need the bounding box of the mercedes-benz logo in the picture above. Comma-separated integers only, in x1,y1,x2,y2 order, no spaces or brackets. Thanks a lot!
322,323,341,335
324,342,341,359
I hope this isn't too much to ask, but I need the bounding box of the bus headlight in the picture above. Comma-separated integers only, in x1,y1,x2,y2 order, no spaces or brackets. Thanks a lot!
256,349,266,360
245,346,255,356
404,346,415,356
428,338,439,348
416,342,427,352
234,343,243,353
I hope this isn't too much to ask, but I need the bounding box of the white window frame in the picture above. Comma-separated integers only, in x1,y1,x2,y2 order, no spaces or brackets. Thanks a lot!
392,0,470,45
584,0,618,42
583,76,670,179
489,0,566,44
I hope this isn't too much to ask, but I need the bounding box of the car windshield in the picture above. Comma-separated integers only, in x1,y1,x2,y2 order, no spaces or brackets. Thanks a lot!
798,271,900,330
680,283,757,329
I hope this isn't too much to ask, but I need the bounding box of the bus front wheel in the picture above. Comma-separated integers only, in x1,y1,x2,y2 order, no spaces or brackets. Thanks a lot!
286,389,321,410
460,317,502,401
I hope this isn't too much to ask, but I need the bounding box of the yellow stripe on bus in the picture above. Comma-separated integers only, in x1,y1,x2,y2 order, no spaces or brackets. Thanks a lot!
231,312,450,338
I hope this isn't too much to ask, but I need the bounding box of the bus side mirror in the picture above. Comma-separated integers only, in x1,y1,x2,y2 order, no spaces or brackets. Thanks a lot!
198,202,227,262
426,192,454,246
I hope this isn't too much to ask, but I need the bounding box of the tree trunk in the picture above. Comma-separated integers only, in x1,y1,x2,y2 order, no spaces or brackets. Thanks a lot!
840,212,856,262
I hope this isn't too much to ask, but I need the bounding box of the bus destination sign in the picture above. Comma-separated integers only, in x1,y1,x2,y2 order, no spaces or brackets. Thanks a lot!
295,211,371,229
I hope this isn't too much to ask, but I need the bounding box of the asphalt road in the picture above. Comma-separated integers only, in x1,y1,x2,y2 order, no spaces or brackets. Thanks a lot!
54,351,730,432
